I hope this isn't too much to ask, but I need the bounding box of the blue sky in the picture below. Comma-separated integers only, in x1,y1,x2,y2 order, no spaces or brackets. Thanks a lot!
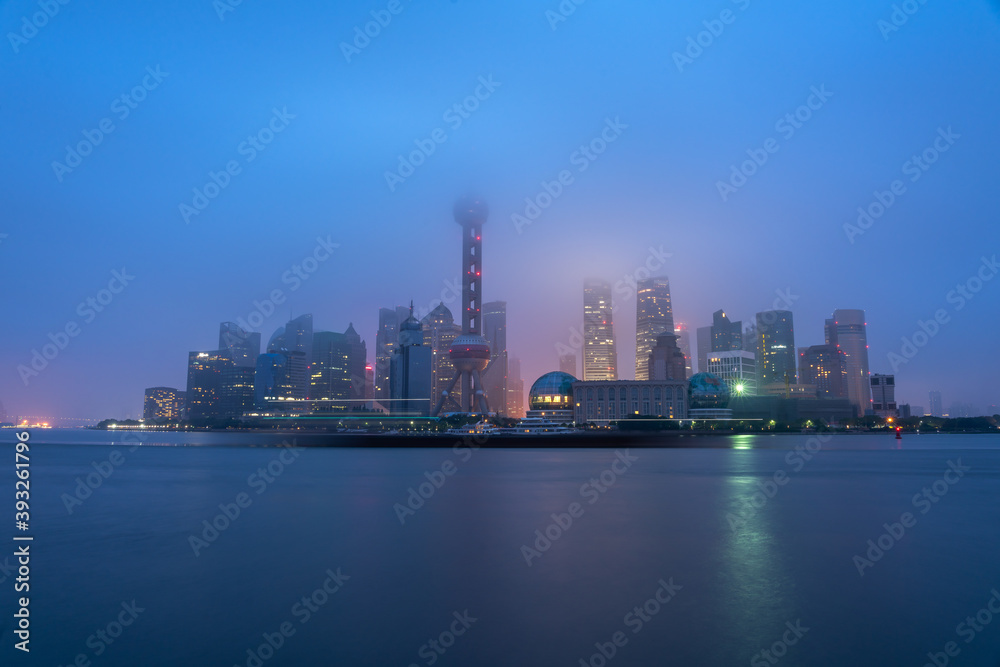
2,0,998,419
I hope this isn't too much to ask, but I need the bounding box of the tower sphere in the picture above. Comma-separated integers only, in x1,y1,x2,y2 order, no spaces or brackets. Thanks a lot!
453,197,489,226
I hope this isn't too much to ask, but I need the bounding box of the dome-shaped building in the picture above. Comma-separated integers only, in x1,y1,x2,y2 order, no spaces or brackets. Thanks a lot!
526,371,577,423
688,372,733,419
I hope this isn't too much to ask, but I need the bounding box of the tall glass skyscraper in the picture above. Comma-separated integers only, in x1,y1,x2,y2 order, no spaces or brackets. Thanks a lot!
482,301,508,415
635,277,674,381
831,309,871,416
756,310,795,388
583,279,617,381
422,303,462,411
798,344,847,398
711,310,742,352
374,306,410,400
219,322,260,368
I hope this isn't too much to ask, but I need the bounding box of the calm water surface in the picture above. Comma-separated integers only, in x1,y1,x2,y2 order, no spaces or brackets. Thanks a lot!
2,429,999,666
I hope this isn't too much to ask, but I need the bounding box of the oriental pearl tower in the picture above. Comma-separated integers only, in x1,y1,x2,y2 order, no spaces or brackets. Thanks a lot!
432,197,492,416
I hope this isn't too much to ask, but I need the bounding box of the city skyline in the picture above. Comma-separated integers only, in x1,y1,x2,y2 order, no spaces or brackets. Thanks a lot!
3,2,999,419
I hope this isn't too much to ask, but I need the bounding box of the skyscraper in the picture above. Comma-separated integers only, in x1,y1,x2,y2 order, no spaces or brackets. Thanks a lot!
798,345,847,398
711,310,742,352
559,354,577,377
390,304,433,416
870,374,897,418
649,333,686,382
482,300,508,416
831,309,871,417
374,306,410,400
634,277,674,381
423,303,462,412
507,357,525,419
219,322,260,368
706,350,757,396
186,350,240,420
583,278,617,381
143,387,184,421
310,329,358,409
696,326,712,374
756,310,795,388
673,324,692,379
929,391,943,417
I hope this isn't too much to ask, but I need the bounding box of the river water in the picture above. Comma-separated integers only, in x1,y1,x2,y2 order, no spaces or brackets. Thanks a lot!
1,429,998,666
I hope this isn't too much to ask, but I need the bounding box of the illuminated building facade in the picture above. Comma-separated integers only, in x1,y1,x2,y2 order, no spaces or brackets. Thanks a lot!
422,303,462,412
482,300,508,416
711,310,742,352
583,278,617,381
219,322,260,368
706,350,757,396
389,304,433,416
831,309,871,417
143,386,184,421
870,374,897,418
673,323,693,379
573,379,687,424
756,310,795,387
635,277,674,381
798,344,847,399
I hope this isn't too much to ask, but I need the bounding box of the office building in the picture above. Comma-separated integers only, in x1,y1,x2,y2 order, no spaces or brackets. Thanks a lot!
696,326,712,374
508,357,525,419
482,300,508,415
929,391,943,417
310,325,367,409
559,354,577,377
831,309,871,417
389,304,433,416
374,306,411,400
756,310,795,387
648,333,687,382
711,310,742,352
798,345,848,399
186,351,238,420
219,322,260,368
583,278,617,381
143,387,184,421
673,324,693,379
635,277,674,381
423,302,462,412
706,350,757,396
870,374,897,418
